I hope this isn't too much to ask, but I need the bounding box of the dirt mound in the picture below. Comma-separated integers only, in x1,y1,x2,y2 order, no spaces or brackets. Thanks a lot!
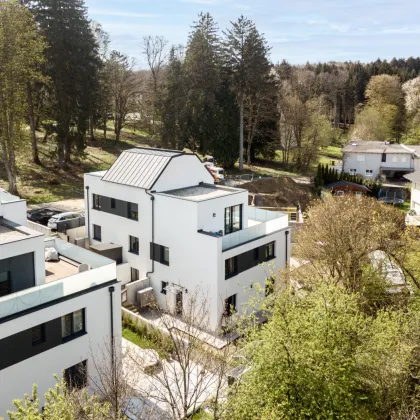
240,177,315,210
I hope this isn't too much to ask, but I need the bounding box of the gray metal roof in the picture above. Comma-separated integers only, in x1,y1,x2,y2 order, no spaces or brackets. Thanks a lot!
101,147,184,189
343,141,412,154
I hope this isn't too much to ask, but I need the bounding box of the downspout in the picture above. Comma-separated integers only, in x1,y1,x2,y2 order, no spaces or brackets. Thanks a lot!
109,286,115,366
285,230,290,267
146,190,155,277
85,186,90,241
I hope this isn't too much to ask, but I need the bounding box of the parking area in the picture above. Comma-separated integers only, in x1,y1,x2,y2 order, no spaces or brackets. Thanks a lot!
27,198,85,213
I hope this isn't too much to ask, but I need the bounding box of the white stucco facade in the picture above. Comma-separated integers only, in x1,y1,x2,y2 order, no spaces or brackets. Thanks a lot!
85,148,290,331
0,192,121,415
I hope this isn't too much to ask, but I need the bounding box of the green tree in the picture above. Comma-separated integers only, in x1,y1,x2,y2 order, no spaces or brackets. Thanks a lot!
32,0,101,167
184,12,221,154
0,0,45,194
226,283,420,420
223,16,271,170
8,377,116,419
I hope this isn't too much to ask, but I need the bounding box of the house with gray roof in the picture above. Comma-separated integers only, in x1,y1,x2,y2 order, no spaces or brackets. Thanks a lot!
84,147,290,332
342,141,420,180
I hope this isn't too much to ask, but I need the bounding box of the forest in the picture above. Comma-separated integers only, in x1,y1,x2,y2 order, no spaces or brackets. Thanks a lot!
2,0,420,195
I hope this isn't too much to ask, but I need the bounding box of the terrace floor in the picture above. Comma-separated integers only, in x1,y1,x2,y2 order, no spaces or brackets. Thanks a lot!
45,258,79,283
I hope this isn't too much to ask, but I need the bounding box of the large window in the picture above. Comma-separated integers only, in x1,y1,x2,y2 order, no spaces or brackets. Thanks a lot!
150,243,170,265
61,309,85,341
64,360,87,390
93,194,101,210
129,235,139,255
225,205,242,234
0,271,11,297
32,324,45,346
93,224,101,241
128,202,138,220
224,294,237,317
225,257,237,279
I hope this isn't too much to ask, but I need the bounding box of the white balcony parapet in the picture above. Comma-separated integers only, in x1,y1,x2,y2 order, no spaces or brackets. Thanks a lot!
222,208,288,251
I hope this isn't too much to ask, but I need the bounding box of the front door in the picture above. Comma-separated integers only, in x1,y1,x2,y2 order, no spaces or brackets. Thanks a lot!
176,291,183,315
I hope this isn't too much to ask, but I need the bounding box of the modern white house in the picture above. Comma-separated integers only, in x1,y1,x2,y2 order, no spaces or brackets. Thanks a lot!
0,189,121,415
84,147,290,331
342,141,420,179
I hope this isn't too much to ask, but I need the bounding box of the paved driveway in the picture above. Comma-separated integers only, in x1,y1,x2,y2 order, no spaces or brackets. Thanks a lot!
28,198,85,213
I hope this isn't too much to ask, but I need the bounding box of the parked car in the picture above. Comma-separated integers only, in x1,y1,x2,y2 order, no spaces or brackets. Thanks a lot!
47,212,83,230
27,208,61,226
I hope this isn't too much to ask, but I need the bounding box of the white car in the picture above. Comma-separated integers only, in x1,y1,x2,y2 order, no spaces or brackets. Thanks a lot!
47,212,83,230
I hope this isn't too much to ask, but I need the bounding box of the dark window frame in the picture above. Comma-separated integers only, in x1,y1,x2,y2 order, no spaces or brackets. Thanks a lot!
224,204,242,235
32,323,46,346
131,267,139,282
225,257,237,279
127,202,138,221
264,242,275,261
129,235,139,255
64,360,87,390
93,224,102,241
161,281,168,295
0,270,11,298
61,309,86,342
92,194,101,210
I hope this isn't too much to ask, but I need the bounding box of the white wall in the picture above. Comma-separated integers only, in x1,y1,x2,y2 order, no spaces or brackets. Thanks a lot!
0,200,27,226
411,182,420,211
0,281,121,416
0,235,45,286
153,155,214,192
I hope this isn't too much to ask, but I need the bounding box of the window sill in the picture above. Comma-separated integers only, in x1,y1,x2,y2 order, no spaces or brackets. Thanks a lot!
62,330,87,344
129,250,139,255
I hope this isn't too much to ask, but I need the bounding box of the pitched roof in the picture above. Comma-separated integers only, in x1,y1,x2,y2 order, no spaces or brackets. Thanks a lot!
101,147,185,190
342,141,412,154
324,181,371,191
404,171,420,183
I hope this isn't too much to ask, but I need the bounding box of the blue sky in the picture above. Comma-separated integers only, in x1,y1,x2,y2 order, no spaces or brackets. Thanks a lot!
85,0,420,68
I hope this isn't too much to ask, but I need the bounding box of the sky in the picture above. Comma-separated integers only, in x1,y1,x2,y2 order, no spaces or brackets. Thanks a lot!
85,0,420,68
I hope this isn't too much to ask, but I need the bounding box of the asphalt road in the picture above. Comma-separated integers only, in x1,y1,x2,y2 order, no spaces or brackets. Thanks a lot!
28,198,85,213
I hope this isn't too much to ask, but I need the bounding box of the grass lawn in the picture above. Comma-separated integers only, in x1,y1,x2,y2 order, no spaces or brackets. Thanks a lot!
0,127,154,204
321,145,343,159
122,327,167,359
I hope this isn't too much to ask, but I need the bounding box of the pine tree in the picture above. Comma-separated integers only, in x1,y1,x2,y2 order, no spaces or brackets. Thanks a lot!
31,0,100,167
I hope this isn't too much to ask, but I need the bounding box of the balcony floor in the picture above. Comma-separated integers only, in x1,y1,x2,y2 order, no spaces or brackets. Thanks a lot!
45,258,79,283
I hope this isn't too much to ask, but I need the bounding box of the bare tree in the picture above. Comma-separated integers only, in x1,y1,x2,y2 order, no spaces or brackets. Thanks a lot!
141,36,168,138
127,289,232,419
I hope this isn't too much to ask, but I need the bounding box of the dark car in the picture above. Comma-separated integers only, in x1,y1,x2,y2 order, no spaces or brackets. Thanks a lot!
27,208,61,226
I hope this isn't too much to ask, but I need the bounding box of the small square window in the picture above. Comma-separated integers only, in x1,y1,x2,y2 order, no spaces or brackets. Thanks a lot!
93,224,101,241
365,169,373,177
161,281,168,295
32,324,45,346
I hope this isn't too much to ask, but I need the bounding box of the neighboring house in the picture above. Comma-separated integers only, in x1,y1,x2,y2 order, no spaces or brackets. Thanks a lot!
0,191,121,415
324,181,371,197
84,147,290,331
342,141,420,179
405,171,420,213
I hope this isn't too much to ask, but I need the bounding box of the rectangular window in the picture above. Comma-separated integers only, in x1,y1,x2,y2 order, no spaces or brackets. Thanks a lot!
161,281,168,295
64,360,87,390
336,190,345,196
32,324,45,346
349,169,356,175
224,294,237,317
357,155,365,162
129,236,139,255
392,156,398,163
93,194,101,210
265,242,275,260
110,198,116,209
225,257,237,279
401,156,407,163
382,153,386,162
225,205,242,234
131,267,139,282
365,169,373,176
128,202,138,221
93,224,101,241
162,247,170,265
61,309,85,340
0,271,11,297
